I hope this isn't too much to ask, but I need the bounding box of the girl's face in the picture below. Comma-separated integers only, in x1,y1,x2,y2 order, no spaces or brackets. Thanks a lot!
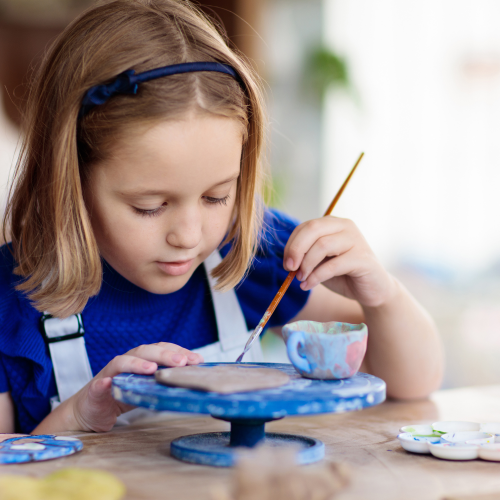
85,114,243,294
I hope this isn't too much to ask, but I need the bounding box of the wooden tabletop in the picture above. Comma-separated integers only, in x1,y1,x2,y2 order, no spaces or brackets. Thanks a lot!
3,384,500,500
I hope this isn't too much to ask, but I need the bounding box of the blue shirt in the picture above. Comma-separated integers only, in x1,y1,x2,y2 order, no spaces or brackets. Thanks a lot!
0,209,310,433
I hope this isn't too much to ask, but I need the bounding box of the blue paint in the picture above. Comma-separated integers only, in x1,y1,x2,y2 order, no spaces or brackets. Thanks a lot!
170,432,325,467
224,418,269,447
0,435,83,464
112,363,385,467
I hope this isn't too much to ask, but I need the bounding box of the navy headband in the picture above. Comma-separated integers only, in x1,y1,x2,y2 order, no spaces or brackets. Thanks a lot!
79,62,242,119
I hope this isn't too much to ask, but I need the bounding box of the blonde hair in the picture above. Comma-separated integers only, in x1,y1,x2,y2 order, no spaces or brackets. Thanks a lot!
3,0,266,318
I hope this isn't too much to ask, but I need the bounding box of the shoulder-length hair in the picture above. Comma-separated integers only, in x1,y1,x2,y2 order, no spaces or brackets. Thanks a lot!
3,0,265,318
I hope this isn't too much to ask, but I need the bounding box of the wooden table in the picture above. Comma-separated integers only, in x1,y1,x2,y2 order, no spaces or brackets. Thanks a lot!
2,385,500,500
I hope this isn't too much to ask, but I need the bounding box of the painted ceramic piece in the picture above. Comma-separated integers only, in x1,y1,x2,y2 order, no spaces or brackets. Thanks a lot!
480,423,500,442
428,442,479,461
441,431,494,445
478,443,500,462
282,321,367,380
397,433,441,454
432,421,480,434
399,425,440,437
0,435,83,464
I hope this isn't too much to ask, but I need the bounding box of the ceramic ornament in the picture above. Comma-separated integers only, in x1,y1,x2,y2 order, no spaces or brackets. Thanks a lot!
155,364,290,394
399,425,440,437
441,431,494,445
282,321,367,380
432,421,480,434
0,435,83,464
397,433,441,454
478,443,500,462
428,442,479,461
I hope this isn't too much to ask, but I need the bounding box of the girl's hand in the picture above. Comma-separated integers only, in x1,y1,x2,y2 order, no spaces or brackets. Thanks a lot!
283,216,397,308
69,343,203,432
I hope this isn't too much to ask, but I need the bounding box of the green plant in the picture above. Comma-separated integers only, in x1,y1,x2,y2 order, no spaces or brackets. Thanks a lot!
305,46,350,100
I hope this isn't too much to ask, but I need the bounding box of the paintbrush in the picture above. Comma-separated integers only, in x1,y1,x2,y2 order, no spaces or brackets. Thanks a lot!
235,152,364,363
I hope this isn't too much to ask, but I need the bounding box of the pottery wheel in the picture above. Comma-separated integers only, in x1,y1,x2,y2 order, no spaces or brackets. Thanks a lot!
155,364,290,394
112,363,386,467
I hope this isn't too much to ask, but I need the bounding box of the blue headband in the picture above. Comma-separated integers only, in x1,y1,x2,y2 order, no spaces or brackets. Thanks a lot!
79,62,242,119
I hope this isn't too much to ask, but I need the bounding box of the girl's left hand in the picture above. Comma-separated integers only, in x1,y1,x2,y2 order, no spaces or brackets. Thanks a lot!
283,216,397,308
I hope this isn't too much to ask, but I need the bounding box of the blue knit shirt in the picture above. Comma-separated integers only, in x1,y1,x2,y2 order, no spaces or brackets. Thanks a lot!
0,209,310,433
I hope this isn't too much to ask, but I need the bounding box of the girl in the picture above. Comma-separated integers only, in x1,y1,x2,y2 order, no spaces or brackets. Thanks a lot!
0,0,443,435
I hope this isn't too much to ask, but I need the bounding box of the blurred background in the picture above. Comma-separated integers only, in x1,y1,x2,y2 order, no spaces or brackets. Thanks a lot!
1,0,500,390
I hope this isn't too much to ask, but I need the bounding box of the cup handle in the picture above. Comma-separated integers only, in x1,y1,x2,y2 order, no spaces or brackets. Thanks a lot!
286,330,311,373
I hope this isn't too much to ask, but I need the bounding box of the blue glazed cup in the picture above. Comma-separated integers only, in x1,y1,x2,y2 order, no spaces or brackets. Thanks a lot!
282,320,368,380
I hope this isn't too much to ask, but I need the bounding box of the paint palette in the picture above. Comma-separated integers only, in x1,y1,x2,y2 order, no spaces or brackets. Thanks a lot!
0,434,83,464
398,421,500,461
112,362,386,467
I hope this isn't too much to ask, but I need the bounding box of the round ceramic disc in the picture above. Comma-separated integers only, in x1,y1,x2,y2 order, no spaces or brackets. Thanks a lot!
399,425,440,437
429,442,479,461
397,433,441,454
432,421,480,434
0,435,83,464
441,431,494,445
479,444,500,462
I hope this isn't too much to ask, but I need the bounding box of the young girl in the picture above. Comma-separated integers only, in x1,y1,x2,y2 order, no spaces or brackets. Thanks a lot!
0,0,443,435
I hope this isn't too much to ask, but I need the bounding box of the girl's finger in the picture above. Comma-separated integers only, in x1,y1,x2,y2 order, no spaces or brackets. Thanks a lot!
300,251,366,291
87,377,135,415
87,377,113,401
98,354,158,379
284,217,351,272
296,232,354,282
151,343,203,364
125,344,198,368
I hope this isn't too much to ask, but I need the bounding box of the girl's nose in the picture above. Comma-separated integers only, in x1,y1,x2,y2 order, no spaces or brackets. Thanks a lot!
166,209,202,250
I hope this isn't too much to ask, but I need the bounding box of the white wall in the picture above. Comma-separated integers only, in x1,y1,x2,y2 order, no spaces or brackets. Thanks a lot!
323,0,500,277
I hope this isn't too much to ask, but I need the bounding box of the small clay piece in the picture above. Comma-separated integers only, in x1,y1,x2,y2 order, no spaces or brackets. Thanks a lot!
155,365,290,394
210,446,349,500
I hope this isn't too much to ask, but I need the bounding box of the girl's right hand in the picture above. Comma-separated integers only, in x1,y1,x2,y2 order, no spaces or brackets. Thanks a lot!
69,343,203,432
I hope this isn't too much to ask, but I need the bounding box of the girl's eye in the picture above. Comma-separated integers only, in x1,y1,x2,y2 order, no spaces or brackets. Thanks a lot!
133,204,166,217
204,195,230,206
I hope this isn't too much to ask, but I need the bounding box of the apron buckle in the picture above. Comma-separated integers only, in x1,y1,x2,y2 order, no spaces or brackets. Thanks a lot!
40,313,85,344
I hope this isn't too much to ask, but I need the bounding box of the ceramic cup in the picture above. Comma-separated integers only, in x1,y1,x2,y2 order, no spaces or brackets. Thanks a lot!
282,320,368,379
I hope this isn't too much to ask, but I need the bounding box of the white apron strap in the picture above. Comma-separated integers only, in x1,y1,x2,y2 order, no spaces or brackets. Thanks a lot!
41,313,93,408
202,251,249,352
197,252,264,362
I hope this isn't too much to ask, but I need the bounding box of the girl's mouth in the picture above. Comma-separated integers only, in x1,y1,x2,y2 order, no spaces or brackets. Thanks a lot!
156,259,194,276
